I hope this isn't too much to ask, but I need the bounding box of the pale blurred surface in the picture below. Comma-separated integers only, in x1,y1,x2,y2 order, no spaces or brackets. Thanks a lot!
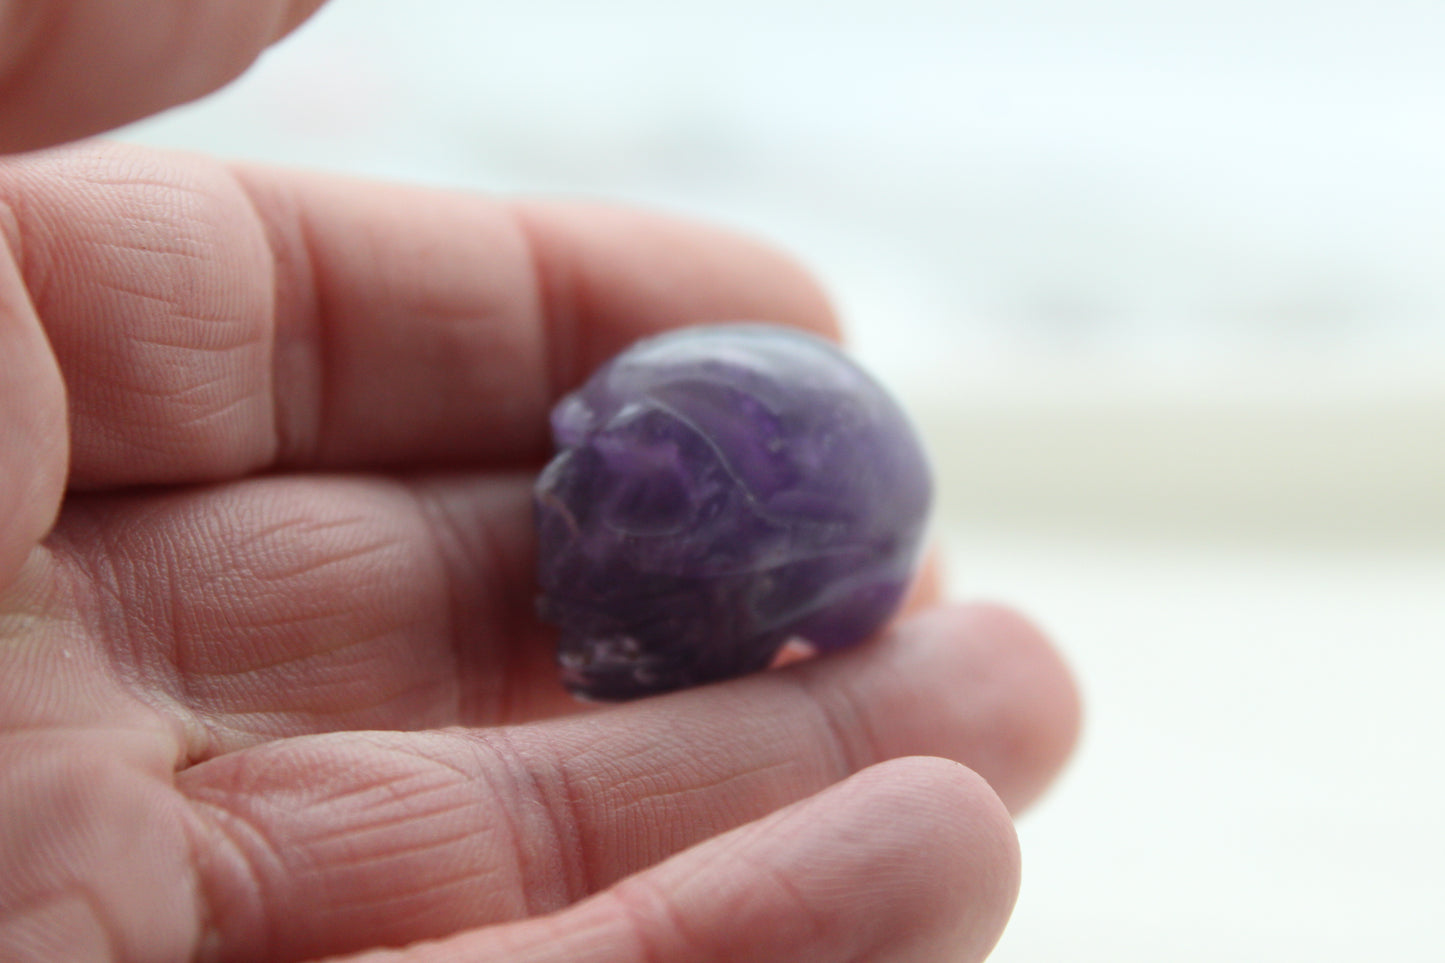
120,1,1444,959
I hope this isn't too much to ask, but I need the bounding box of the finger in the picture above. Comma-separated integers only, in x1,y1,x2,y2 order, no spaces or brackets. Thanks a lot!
46,473,578,761
0,0,327,153
176,607,1074,960
50,470,1078,801
0,142,836,489
0,729,204,963
900,545,945,615
766,546,938,667
0,210,66,588
238,161,836,472
324,758,1020,963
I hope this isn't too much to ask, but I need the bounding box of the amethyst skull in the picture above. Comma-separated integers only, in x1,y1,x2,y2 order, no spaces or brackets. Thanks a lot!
534,323,932,700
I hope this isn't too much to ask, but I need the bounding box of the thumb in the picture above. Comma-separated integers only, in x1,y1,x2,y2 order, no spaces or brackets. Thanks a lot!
330,757,1022,963
0,237,66,590
0,0,329,153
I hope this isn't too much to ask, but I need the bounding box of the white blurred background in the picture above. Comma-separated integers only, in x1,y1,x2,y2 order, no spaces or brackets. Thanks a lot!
120,1,1444,959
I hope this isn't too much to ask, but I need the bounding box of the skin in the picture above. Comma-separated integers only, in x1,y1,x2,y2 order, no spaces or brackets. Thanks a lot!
0,3,1082,962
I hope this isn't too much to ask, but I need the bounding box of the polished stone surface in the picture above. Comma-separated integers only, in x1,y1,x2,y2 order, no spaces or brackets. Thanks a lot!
535,323,931,700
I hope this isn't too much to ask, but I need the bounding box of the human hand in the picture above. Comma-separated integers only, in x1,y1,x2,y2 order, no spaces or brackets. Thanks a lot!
0,4,1081,962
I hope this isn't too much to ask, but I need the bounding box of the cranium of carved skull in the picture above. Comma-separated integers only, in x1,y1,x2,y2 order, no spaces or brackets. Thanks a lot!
533,324,932,701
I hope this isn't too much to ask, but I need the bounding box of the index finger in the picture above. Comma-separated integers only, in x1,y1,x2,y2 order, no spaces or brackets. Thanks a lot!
0,143,837,487
0,0,327,153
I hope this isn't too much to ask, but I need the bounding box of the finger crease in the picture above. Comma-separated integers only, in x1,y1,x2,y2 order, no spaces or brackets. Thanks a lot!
785,672,878,782
184,796,285,963
482,728,593,911
228,168,322,467
507,202,576,408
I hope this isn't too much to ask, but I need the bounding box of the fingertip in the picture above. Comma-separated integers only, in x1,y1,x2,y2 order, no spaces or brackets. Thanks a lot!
0,0,330,153
812,600,1082,816
933,602,1084,813
277,0,330,37
899,545,947,615
840,756,1022,937
596,756,1021,963
510,199,841,395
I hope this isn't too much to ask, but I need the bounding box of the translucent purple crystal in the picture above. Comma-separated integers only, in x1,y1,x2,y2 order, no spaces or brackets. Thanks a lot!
534,323,932,700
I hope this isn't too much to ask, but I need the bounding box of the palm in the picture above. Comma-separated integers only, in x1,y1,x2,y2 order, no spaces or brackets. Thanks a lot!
1,144,1077,963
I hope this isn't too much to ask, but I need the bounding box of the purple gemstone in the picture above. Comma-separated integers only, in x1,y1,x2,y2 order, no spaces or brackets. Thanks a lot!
534,323,932,700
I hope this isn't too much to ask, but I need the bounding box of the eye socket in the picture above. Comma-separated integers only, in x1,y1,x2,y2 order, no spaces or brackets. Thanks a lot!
603,461,694,535
588,405,707,537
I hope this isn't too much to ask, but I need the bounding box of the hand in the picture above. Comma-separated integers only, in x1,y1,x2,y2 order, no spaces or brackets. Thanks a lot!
0,4,1081,962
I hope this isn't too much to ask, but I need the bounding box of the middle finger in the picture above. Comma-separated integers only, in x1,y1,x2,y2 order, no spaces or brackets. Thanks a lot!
50,471,1075,798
